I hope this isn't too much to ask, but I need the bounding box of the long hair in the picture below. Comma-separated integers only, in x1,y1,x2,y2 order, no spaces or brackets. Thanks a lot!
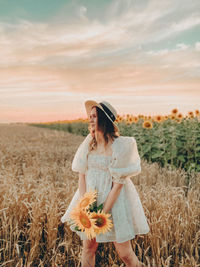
89,107,120,151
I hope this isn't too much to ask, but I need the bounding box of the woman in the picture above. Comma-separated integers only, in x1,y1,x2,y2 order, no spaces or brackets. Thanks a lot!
61,100,150,267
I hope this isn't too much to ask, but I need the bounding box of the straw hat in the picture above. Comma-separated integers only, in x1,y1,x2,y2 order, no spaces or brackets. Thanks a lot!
85,100,119,132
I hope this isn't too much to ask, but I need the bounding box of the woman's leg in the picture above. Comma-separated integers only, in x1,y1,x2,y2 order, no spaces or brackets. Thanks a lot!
113,240,143,267
81,238,98,267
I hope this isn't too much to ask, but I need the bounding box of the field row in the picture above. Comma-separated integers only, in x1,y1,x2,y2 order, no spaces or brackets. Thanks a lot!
30,116,200,174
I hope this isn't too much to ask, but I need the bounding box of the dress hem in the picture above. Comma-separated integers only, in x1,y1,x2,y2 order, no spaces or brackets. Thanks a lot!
70,224,150,244
90,230,150,243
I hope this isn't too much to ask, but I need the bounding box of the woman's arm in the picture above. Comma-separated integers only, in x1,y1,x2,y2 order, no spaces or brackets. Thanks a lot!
78,173,86,197
102,182,123,213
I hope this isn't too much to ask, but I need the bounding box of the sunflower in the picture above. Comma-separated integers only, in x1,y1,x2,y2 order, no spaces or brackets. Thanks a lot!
188,111,194,118
70,207,97,239
171,115,176,120
176,113,183,119
176,118,182,123
128,117,134,123
171,108,178,115
133,116,139,123
116,115,123,123
77,190,97,210
154,115,163,123
126,117,133,125
143,120,153,129
195,110,200,116
91,211,113,235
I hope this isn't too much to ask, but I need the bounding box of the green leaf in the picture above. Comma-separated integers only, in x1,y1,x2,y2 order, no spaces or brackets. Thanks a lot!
177,155,186,162
176,140,183,148
97,203,104,212
151,151,165,159
89,201,98,212
195,165,200,172
171,150,177,158
75,226,81,232
142,145,151,154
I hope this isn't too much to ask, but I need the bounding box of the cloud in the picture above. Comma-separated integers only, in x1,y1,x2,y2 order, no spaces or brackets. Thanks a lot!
0,0,199,68
170,13,200,32
0,0,200,122
195,42,200,51
147,49,169,56
79,6,87,20
175,43,190,50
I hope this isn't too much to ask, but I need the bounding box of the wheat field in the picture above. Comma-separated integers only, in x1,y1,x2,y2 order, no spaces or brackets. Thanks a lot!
0,124,199,267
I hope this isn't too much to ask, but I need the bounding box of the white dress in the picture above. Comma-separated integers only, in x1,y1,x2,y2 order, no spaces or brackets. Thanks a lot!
61,134,150,243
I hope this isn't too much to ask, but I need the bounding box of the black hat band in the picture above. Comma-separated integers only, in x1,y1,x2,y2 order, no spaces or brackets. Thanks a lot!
99,102,116,122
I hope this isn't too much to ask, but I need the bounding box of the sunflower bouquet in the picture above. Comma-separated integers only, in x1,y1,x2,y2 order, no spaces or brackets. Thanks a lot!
69,190,113,239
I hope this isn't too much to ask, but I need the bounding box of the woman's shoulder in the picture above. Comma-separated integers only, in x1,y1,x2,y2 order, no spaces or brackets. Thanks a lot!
85,133,93,141
112,136,136,154
81,133,93,144
112,135,136,146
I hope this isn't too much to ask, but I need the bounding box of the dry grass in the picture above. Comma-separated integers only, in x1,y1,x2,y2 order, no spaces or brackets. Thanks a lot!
0,124,199,267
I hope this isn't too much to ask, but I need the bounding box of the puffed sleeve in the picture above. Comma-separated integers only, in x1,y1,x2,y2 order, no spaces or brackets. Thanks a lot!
109,136,141,184
71,134,92,174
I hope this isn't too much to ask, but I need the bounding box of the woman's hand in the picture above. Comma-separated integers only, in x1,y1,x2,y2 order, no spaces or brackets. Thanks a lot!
102,182,124,214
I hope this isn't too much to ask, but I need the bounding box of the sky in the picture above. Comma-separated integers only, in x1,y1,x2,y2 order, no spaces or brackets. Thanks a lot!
0,0,200,123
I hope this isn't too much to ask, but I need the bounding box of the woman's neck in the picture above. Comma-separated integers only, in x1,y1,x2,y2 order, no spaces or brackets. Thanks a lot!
95,131,106,146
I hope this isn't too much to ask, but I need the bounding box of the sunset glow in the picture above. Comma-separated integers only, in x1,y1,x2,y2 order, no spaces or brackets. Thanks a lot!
0,0,199,123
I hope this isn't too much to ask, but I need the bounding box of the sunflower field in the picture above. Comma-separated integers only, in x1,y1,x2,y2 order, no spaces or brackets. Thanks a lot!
30,109,200,175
